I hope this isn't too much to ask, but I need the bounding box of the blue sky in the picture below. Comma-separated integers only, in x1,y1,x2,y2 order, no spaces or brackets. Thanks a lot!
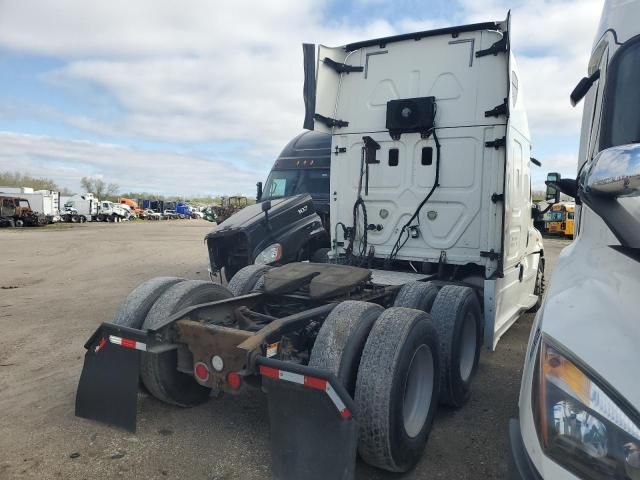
0,0,603,195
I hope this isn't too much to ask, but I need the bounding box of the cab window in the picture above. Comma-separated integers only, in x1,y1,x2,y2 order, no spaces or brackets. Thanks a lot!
600,38,640,149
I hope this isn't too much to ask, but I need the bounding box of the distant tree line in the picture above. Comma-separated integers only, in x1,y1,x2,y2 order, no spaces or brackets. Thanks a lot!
0,171,255,204
0,171,74,195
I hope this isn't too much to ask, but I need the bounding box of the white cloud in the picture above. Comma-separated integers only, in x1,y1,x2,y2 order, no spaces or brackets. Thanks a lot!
0,0,605,194
0,131,258,196
460,0,603,140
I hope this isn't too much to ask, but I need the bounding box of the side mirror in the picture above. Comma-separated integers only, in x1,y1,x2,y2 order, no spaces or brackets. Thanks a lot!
530,157,542,167
582,144,640,198
580,144,640,248
570,70,600,107
546,172,561,203
256,182,263,202
546,178,578,200
262,200,272,212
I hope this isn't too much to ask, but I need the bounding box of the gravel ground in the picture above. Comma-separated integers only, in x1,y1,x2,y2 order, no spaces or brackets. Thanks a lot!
0,221,570,479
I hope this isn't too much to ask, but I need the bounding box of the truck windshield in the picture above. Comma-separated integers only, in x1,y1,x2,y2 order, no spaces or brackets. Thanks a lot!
262,168,329,200
546,211,565,222
600,40,640,149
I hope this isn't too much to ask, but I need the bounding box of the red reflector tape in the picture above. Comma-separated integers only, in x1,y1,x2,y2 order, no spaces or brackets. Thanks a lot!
326,383,351,419
121,338,136,349
108,335,147,352
304,376,327,391
259,365,279,379
259,365,351,419
94,337,107,353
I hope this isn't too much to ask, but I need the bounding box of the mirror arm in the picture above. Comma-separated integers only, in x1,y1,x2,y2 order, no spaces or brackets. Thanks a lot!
545,178,579,201
581,192,640,248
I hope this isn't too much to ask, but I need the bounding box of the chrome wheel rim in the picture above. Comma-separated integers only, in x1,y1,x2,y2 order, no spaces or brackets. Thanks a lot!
459,313,477,382
402,344,434,438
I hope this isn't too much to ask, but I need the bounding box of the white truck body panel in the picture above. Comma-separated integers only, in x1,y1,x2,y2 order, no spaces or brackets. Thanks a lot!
311,18,542,348
0,186,34,194
0,188,60,217
64,194,99,218
515,1,640,478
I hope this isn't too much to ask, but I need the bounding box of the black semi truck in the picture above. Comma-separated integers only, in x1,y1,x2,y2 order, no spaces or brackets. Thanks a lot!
206,131,331,282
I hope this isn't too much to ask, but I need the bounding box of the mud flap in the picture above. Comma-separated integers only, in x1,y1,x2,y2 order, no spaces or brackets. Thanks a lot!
75,323,151,432
257,357,358,480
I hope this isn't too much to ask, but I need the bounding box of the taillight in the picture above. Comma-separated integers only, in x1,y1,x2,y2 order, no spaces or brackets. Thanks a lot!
194,362,210,382
227,372,242,390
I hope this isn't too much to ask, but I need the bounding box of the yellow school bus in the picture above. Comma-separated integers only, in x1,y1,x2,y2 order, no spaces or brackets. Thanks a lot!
545,202,575,238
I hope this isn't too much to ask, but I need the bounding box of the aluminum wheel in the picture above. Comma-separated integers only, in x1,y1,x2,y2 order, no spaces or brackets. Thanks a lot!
459,312,477,382
402,344,434,438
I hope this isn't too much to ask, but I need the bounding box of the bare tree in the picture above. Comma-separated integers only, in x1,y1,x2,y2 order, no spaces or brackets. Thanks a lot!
80,177,120,199
0,171,59,191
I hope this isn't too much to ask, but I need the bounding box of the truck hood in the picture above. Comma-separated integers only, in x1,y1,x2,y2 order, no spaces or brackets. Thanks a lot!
539,237,640,410
205,194,314,238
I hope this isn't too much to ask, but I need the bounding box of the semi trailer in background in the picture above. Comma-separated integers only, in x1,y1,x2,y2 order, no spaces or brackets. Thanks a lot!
0,187,60,222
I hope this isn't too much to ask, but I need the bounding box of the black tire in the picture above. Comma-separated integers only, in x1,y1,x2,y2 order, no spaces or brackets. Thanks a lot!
309,301,383,395
355,307,440,472
97,214,105,222
252,273,269,291
222,263,241,283
430,285,482,408
15,219,24,227
107,215,114,223
528,256,545,313
393,282,439,312
227,264,272,296
70,214,80,223
80,215,87,223
7,218,15,228
310,247,331,263
112,277,185,328
140,280,233,406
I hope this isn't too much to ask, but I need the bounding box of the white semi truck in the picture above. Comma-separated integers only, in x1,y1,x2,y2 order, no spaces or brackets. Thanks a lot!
76,16,543,480
62,195,129,222
509,1,640,479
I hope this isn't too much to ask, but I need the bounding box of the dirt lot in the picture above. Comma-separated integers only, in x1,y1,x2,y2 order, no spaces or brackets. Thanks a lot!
0,221,570,479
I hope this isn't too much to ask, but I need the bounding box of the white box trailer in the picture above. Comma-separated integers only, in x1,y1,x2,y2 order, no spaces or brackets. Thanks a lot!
0,186,34,194
0,187,60,221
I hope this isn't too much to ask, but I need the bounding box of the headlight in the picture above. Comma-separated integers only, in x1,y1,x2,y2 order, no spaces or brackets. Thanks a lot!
254,243,282,265
533,336,640,480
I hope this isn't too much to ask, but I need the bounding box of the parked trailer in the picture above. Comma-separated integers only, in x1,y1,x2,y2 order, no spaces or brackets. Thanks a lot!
0,187,60,222
0,196,48,227
150,200,164,213
76,17,544,480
